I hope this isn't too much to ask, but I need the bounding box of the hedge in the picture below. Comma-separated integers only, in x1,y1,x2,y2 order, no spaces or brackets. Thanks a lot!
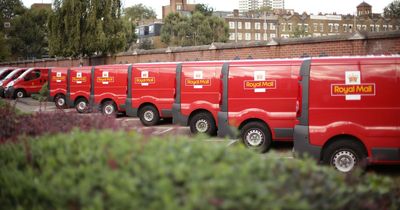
0,130,399,210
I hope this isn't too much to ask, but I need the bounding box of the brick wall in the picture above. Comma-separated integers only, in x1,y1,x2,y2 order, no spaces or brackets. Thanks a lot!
2,31,400,67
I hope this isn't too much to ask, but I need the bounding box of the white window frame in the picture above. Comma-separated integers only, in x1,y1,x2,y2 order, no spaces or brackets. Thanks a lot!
255,33,261,41
238,33,243,40
255,22,261,30
270,23,276,30
245,33,251,40
238,22,242,29
245,22,251,30
229,22,235,29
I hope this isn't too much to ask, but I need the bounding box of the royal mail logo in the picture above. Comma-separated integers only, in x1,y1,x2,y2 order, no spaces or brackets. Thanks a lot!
244,80,276,89
331,84,376,96
52,76,66,83
96,77,114,83
135,77,155,84
72,76,87,83
185,79,211,86
333,71,376,100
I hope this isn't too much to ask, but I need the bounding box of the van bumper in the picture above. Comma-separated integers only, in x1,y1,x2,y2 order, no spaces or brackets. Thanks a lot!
125,99,138,117
217,111,237,138
66,93,74,108
4,87,15,98
293,125,322,160
172,103,188,126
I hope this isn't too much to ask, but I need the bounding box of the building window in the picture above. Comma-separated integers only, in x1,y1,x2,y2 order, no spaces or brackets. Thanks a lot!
238,33,243,40
255,33,261,40
313,23,318,32
370,25,374,32
383,25,388,31
229,33,235,40
320,23,324,32
270,33,276,38
245,33,251,40
176,4,182,11
229,22,235,29
263,22,268,30
245,22,251,30
357,24,361,30
375,25,380,32
270,23,276,30
362,25,367,31
328,23,333,32
263,33,268,40
343,24,348,32
4,22,10,28
348,24,353,32
304,24,309,32
334,24,339,32
238,22,242,29
255,22,261,30
288,23,292,31
297,24,302,31
389,25,393,30
149,25,155,33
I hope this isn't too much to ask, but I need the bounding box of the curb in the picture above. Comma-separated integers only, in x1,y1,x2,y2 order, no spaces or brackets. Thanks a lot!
14,98,54,107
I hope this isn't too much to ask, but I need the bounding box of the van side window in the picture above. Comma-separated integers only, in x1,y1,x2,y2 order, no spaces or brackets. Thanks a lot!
25,70,41,81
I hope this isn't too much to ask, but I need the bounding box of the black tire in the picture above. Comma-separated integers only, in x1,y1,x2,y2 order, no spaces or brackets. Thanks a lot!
55,94,67,109
101,101,117,117
189,112,217,136
75,98,89,113
139,105,160,126
322,139,367,173
241,122,271,153
14,89,26,99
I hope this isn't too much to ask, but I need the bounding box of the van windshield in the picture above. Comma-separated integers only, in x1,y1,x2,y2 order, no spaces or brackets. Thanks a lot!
4,69,24,80
18,68,34,79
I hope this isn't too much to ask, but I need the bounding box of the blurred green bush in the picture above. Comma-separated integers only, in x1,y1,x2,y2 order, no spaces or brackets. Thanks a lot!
31,82,49,101
0,130,398,210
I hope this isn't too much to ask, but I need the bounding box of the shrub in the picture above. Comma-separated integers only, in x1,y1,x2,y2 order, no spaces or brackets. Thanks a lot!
0,102,120,142
31,83,49,101
0,130,399,210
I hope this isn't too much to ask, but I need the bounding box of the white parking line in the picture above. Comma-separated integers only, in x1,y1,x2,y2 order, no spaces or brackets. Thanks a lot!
153,127,174,135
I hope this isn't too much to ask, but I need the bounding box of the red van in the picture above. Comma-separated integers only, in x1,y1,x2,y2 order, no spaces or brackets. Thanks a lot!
217,59,303,152
126,62,178,125
0,68,27,97
294,56,400,172
67,66,94,113
48,67,69,108
4,67,49,99
172,61,225,135
92,64,131,116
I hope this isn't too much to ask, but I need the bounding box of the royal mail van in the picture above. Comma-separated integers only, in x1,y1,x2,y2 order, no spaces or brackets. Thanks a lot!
48,67,69,108
217,59,303,152
92,64,131,116
294,56,400,172
172,61,225,135
67,66,94,113
125,62,178,126
4,67,49,99
0,68,27,97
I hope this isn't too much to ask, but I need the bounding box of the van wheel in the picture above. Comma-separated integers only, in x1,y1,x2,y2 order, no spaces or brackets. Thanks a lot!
14,89,26,99
101,101,117,117
139,105,160,126
189,112,217,136
75,98,89,113
55,95,67,109
322,140,367,173
241,122,271,153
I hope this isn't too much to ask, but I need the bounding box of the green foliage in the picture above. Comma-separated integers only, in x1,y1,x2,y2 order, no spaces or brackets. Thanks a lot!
123,3,157,23
139,38,154,50
0,130,399,210
0,32,11,61
194,4,214,16
384,1,400,18
8,8,50,59
291,26,310,38
161,12,228,47
0,0,25,22
48,0,130,57
31,82,49,101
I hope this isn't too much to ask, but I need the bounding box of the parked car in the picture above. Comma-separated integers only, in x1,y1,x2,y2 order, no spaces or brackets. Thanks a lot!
4,67,49,99
0,68,27,97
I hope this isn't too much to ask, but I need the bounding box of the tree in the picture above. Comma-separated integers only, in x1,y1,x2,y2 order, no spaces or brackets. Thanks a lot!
0,0,25,21
161,12,228,47
291,26,310,38
0,32,11,61
194,4,214,16
8,8,50,59
48,0,129,57
384,1,400,18
139,38,154,50
124,4,157,23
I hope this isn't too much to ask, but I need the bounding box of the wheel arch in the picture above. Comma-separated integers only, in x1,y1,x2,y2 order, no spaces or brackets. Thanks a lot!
188,109,214,126
321,134,368,161
239,118,272,135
